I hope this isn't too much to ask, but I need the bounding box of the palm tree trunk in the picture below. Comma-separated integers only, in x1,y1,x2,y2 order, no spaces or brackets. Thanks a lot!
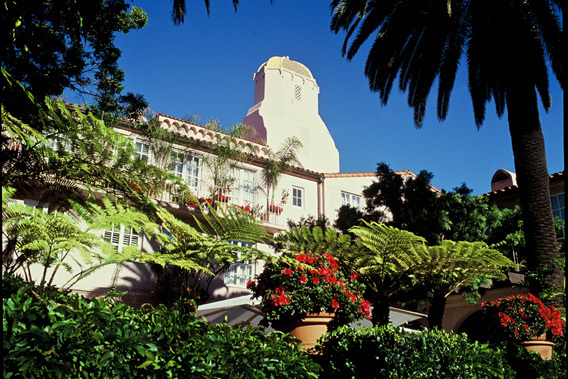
506,81,563,308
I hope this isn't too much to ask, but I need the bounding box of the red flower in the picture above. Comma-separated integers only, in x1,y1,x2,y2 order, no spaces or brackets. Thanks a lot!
249,251,370,325
246,280,255,289
350,272,358,281
346,292,357,303
319,267,330,277
484,292,565,341
131,182,142,193
296,254,308,263
361,300,371,317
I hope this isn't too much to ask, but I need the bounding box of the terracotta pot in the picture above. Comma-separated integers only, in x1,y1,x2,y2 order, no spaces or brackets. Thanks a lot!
227,184,233,192
275,313,335,349
521,334,555,360
282,197,288,204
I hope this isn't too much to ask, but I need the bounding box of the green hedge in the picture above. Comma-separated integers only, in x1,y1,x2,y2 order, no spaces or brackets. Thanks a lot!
313,325,514,378
5,275,564,378
2,275,320,378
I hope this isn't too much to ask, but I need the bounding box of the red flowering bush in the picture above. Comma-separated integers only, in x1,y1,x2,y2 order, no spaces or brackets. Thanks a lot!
247,252,370,327
482,293,564,342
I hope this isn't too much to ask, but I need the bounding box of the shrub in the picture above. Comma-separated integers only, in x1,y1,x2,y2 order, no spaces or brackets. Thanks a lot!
3,275,320,378
495,339,566,379
482,293,564,342
313,325,514,378
247,251,369,327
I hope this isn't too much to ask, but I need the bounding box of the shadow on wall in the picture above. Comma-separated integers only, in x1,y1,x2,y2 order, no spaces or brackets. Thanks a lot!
85,261,158,308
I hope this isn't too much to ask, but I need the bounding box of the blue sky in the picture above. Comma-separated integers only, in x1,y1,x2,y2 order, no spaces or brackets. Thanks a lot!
68,0,564,195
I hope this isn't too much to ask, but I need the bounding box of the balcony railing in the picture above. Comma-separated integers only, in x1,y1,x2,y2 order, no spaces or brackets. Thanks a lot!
152,182,285,227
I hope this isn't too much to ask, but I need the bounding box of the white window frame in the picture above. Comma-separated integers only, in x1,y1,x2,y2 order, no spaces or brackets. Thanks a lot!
103,224,141,253
170,150,202,191
224,241,255,287
341,191,362,211
133,138,151,162
230,167,258,207
292,186,304,208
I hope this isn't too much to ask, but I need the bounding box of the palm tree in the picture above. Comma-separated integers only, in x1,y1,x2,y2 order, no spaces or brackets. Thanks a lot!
330,0,565,306
260,137,303,209
171,0,241,25
202,122,256,198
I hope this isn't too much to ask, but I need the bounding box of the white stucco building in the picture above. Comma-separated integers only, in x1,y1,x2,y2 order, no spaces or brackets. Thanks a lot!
9,56,417,307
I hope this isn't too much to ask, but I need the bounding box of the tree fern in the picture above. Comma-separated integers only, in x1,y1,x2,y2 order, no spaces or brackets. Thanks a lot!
275,226,352,262
2,186,157,289
413,240,517,328
349,221,428,288
140,202,270,302
344,221,429,325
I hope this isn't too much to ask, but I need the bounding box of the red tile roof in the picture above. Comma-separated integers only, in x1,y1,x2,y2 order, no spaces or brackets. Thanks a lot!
487,171,564,197
324,170,414,178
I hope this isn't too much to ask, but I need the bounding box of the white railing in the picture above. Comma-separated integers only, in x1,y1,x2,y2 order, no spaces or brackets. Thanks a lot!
152,182,286,228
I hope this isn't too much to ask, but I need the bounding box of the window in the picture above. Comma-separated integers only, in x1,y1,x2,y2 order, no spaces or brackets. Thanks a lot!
49,137,73,153
135,140,150,162
551,193,565,240
171,151,201,190
103,224,140,253
292,187,303,208
230,167,257,207
224,241,255,287
341,191,362,211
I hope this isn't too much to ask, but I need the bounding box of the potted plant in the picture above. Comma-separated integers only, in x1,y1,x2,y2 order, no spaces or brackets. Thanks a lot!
281,189,289,204
226,176,236,192
482,293,564,359
247,251,370,348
